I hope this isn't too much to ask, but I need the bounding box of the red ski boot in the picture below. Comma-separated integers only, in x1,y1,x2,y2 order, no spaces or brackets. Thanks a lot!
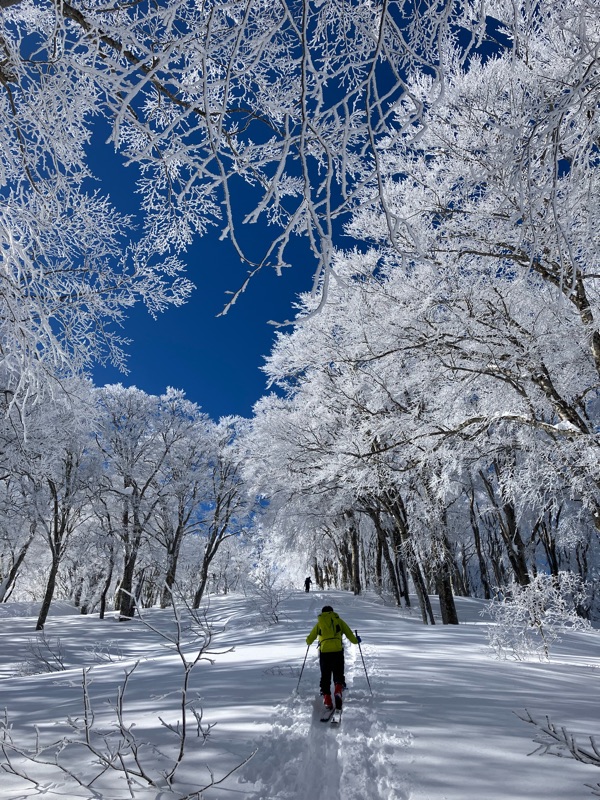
334,683,343,710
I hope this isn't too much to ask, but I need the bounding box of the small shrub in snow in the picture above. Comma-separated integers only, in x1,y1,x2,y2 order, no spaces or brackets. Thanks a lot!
486,572,589,660
14,631,67,676
245,570,291,625
85,638,125,663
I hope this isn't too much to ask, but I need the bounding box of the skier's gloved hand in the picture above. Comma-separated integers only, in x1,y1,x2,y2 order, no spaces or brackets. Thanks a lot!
356,636,362,643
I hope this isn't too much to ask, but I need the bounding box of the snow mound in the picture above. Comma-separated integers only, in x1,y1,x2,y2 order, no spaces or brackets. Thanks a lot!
0,601,81,619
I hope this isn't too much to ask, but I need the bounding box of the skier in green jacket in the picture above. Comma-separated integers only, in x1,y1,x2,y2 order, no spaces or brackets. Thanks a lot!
306,605,361,710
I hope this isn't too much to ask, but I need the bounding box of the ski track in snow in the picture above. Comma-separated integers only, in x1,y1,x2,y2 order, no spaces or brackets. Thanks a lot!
242,643,413,800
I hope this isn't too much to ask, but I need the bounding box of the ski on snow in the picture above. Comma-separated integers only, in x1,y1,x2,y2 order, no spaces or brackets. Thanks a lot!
320,708,342,724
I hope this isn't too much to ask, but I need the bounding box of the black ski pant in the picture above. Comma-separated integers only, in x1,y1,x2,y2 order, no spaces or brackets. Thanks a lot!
319,649,345,696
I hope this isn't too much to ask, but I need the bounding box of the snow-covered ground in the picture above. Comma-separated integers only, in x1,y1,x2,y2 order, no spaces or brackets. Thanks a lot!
0,590,598,799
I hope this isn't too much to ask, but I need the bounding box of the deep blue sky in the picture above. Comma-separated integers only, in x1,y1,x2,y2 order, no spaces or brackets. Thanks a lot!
92,249,310,420
88,132,313,421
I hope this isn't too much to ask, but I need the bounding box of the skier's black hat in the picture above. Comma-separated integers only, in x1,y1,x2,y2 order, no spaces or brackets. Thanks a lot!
321,605,333,612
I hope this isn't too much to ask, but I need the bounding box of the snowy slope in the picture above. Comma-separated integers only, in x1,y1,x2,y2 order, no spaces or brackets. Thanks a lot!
0,590,599,800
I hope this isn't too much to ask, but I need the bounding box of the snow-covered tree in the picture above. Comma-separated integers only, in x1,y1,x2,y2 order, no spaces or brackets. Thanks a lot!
487,572,589,660
191,416,253,608
94,385,205,620
2,380,101,628
240,0,600,621
148,412,214,609
0,477,39,603
0,0,510,410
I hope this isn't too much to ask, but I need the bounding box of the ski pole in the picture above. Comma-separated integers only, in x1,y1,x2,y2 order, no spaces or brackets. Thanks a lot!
296,644,310,693
355,629,373,696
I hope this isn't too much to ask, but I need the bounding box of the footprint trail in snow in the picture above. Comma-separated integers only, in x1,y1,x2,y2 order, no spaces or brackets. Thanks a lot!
242,643,413,800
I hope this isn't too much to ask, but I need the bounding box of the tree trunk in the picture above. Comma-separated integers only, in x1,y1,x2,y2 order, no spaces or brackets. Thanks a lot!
410,560,435,624
193,554,211,609
116,497,144,620
375,538,383,592
161,553,178,608
350,521,362,595
0,523,37,603
533,512,561,578
383,492,434,623
192,534,227,608
117,545,140,620
435,528,460,623
36,554,60,630
98,551,115,620
479,468,530,587
456,548,470,597
397,556,410,606
436,562,459,624
364,505,402,606
339,537,350,590
503,508,531,587
313,560,323,590
469,489,492,599
160,532,184,608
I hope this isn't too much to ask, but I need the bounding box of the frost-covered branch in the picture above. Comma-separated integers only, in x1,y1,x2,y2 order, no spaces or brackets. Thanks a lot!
518,710,600,797
0,0,480,405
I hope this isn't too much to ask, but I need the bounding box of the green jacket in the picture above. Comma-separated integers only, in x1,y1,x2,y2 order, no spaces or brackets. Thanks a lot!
306,611,358,653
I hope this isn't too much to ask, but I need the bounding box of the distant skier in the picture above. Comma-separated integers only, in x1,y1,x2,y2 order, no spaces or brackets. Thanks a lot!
304,576,312,592
306,605,361,710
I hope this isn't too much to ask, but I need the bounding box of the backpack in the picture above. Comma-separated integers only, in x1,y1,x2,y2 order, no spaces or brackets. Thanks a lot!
318,612,341,645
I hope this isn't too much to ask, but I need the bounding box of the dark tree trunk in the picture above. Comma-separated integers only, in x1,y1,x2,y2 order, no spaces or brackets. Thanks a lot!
350,522,362,596
161,556,177,608
469,489,492,600
488,527,508,587
193,556,211,609
0,523,37,603
383,491,434,623
116,495,145,621
480,468,530,587
533,512,561,578
159,510,189,608
36,554,60,630
98,551,115,620
410,561,435,624
363,505,402,606
313,560,324,590
36,477,72,630
339,537,351,590
435,528,460,623
118,546,140,620
375,537,383,592
503,506,531,587
436,563,459,624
